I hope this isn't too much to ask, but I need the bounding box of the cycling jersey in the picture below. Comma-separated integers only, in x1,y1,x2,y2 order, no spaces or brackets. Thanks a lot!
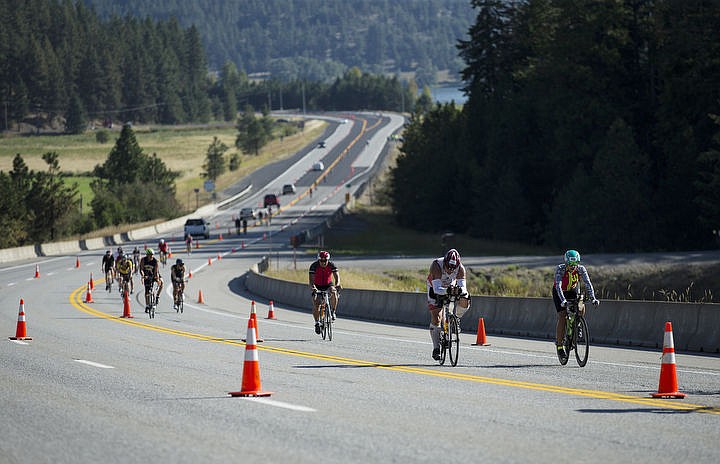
170,264,185,283
553,264,596,305
158,243,168,253
102,254,115,271
117,259,133,276
309,260,338,287
140,257,159,279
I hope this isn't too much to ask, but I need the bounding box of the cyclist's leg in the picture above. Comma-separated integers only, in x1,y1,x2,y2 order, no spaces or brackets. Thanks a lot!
552,286,567,348
428,300,442,360
311,293,321,333
156,277,163,302
329,287,338,319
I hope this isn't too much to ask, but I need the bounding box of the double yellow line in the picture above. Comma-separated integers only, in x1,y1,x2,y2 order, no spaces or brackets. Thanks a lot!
69,285,720,415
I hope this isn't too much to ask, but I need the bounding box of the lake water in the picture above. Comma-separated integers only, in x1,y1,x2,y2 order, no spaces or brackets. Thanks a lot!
429,85,467,104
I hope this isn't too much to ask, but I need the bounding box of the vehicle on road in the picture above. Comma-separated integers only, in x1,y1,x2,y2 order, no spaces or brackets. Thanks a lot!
282,184,296,195
317,141,326,148
239,207,256,220
312,161,324,171
184,218,210,239
264,194,279,208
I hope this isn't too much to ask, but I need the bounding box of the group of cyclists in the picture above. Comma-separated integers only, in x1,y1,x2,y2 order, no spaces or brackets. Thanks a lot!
307,246,601,361
100,239,188,314
102,238,601,361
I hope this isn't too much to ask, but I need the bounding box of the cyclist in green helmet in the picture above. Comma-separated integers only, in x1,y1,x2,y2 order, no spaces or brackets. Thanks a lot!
553,250,599,356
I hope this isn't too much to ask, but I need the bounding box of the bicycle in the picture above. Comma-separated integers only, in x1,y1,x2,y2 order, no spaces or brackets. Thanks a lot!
315,290,333,341
438,289,461,366
143,277,158,319
105,269,114,292
159,250,168,268
119,273,132,301
173,280,186,314
558,294,590,367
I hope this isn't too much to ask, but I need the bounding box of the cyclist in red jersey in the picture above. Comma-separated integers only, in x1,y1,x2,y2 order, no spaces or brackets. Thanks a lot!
309,251,341,334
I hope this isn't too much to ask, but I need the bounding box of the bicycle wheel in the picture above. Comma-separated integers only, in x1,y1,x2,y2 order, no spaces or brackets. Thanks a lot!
326,306,333,341
448,316,460,367
574,315,590,367
439,327,448,365
179,292,184,314
320,305,328,340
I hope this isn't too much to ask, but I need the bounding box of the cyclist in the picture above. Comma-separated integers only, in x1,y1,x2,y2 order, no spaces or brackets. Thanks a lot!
114,246,125,286
132,246,141,273
426,249,471,360
170,258,187,310
553,250,600,357
139,248,163,313
309,251,341,334
116,254,134,295
184,233,193,254
158,239,169,265
101,250,115,290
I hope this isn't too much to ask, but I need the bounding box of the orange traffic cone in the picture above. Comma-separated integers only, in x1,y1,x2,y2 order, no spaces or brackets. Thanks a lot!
84,282,94,303
208,257,212,266
197,289,205,304
651,322,685,398
241,240,245,249
9,299,32,340
121,291,133,318
89,272,95,290
34,264,40,278
229,316,272,397
472,318,491,346
249,300,263,342
75,256,80,268
188,270,192,278
266,300,276,319
195,240,200,249
219,233,223,241
217,253,222,261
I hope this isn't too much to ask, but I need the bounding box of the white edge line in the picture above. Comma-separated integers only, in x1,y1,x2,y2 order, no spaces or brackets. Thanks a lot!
244,397,316,412
75,359,115,369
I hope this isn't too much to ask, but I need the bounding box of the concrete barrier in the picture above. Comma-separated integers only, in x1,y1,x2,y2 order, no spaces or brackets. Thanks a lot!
128,225,157,241
246,269,720,353
40,240,82,257
0,245,38,262
82,237,105,251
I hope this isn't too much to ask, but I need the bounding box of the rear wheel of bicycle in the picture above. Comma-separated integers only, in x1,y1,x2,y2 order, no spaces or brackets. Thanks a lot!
439,329,448,365
321,306,328,340
574,316,590,367
449,316,460,367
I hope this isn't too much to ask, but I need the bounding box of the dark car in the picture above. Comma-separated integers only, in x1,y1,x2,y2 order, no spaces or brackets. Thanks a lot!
264,194,280,208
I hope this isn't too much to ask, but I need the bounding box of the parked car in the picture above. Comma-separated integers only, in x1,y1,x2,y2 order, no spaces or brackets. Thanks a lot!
282,184,296,195
312,161,324,171
264,194,280,208
239,207,256,220
317,141,326,148
184,218,210,239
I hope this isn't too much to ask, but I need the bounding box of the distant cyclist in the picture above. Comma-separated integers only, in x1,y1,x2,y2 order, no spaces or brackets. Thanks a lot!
553,250,600,357
132,246,141,273
139,248,163,312
170,258,187,310
116,254,134,295
309,251,341,334
184,233,193,254
426,249,471,361
158,239,169,265
101,250,115,290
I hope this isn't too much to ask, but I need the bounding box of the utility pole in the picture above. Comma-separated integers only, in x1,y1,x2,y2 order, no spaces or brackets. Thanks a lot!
302,82,306,115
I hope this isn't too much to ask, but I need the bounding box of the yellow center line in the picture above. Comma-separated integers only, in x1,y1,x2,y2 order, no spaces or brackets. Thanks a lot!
69,285,720,415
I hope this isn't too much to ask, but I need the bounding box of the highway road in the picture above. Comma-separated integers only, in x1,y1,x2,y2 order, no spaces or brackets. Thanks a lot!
1,113,718,464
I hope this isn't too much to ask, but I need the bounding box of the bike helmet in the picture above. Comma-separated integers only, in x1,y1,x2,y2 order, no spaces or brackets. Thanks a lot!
564,250,581,266
146,248,154,255
105,250,111,255
443,248,460,271
176,259,183,265
117,246,123,253
318,251,330,261
160,239,165,244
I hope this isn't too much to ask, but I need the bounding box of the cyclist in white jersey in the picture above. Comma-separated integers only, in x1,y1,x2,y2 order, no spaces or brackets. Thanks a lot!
426,248,471,360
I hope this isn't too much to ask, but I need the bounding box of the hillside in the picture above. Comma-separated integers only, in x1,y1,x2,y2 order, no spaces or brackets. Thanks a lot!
84,0,474,84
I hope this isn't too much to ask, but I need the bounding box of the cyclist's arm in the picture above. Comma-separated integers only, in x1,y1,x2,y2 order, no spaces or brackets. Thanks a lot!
554,264,568,306
332,270,340,287
429,261,447,295
578,265,597,301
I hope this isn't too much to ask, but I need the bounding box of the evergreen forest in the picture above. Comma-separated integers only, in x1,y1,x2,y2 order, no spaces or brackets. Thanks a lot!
391,0,720,252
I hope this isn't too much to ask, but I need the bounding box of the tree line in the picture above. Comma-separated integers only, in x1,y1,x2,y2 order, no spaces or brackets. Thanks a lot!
84,0,473,84
0,1,418,131
390,0,720,252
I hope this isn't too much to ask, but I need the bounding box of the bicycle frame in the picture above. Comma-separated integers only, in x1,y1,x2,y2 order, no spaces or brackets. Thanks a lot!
439,295,460,366
316,291,333,341
560,294,590,367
